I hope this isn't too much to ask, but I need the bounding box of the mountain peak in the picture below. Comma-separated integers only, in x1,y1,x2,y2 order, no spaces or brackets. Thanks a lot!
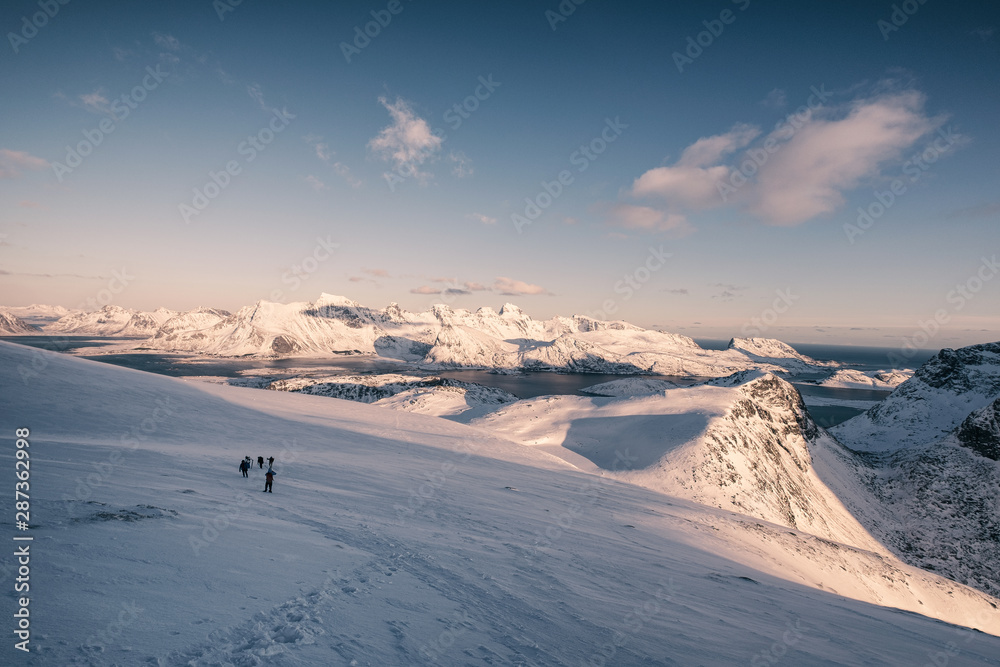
314,293,358,308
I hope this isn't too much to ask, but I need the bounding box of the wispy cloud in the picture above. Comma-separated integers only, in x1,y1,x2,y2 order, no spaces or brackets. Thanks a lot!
363,268,390,277
749,91,940,225
305,136,362,188
760,88,787,109
0,149,49,179
602,203,694,237
449,151,473,178
625,88,944,228
368,96,443,181
305,175,327,192
79,91,112,115
468,213,497,225
493,277,550,296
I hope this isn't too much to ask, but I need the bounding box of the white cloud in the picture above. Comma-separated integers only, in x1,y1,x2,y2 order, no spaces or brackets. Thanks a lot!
625,89,943,227
410,285,441,295
631,124,758,209
0,149,48,179
604,204,694,237
749,91,941,225
368,96,443,179
493,277,550,296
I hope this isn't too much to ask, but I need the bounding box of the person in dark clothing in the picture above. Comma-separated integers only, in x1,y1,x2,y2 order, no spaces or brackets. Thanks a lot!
267,456,274,468
239,459,249,477
257,456,264,469
264,468,275,492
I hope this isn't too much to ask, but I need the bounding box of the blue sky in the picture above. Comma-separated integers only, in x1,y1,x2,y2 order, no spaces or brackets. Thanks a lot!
1,0,998,348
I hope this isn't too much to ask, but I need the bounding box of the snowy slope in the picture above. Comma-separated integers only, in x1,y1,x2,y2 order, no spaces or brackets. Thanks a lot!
832,342,1000,452
4,341,1000,664
810,344,1000,599
475,372,885,554
0,308,41,334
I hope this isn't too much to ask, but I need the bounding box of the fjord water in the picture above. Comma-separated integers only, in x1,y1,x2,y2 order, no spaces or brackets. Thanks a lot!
4,336,922,424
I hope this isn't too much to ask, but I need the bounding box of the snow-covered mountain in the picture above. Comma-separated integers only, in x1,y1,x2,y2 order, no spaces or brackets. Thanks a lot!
49,304,179,336
823,342,1000,598
728,336,835,373
832,342,1000,452
2,303,70,325
134,292,836,378
0,308,41,334
816,368,912,389
475,371,883,553
3,339,1000,665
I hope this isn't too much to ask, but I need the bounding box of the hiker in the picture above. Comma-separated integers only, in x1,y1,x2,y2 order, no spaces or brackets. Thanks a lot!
264,468,275,493
267,456,274,468
239,459,249,478
257,456,264,469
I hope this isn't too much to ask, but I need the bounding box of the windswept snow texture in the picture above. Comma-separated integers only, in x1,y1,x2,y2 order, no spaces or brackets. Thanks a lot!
3,340,1000,666
821,342,1000,598
115,292,839,378
0,308,41,334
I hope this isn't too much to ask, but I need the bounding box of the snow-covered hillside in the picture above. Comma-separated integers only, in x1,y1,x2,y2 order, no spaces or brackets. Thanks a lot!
475,372,884,553
231,373,519,423
832,342,1000,452
728,337,835,373
0,308,40,334
821,342,1000,598
2,339,999,666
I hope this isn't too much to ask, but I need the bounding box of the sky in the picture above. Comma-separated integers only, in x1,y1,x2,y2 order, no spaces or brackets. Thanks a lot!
1,0,998,348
